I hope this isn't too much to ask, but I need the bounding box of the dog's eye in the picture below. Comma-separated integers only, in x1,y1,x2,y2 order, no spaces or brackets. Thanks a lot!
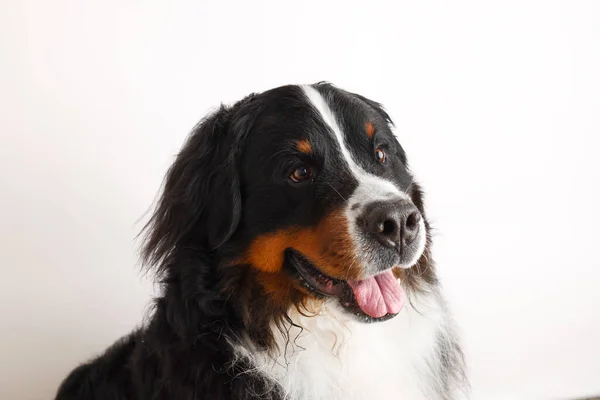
375,148,386,164
290,165,312,182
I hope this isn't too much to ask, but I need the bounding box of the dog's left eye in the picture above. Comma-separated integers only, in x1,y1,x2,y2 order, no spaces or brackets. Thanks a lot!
375,148,386,164
290,165,312,182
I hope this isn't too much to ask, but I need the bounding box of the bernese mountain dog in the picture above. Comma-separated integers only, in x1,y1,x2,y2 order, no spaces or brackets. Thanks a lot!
56,82,468,399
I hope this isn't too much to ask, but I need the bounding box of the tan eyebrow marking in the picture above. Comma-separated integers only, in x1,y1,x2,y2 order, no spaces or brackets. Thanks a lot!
365,121,375,138
296,139,312,154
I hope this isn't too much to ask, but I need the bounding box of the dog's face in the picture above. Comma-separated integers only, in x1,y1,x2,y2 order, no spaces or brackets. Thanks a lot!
143,83,430,325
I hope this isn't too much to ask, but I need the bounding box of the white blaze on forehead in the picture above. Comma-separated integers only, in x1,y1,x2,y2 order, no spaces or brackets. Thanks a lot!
301,85,405,201
302,85,362,173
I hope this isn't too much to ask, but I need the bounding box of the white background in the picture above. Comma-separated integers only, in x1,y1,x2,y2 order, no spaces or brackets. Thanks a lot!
1,1,599,399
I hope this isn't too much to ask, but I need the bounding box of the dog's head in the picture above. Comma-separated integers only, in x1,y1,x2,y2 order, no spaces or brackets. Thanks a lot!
143,83,434,327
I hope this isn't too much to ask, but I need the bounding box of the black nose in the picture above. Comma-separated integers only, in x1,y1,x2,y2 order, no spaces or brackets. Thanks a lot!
360,200,422,249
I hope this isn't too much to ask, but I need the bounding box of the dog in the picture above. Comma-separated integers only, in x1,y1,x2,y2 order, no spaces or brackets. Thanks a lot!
56,82,468,399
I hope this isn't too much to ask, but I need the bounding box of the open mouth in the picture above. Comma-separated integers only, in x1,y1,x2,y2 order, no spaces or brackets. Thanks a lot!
284,249,406,321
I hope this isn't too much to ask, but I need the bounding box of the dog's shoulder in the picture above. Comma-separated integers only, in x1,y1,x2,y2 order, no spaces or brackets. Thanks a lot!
55,332,139,400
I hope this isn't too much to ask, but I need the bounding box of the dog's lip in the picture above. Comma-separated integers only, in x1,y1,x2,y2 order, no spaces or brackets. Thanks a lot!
284,249,401,322
284,249,346,297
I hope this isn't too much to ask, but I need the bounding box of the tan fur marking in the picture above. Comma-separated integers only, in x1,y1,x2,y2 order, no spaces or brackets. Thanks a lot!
365,121,375,138
296,139,313,154
239,209,362,280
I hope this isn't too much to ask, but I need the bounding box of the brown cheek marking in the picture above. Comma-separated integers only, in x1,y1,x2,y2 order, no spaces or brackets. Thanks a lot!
365,121,375,138
296,139,312,154
240,209,362,281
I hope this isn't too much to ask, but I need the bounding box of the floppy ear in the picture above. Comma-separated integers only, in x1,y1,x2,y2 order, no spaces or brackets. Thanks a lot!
141,99,257,268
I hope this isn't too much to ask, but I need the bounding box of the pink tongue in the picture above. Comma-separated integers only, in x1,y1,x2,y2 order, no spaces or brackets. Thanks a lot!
347,270,406,318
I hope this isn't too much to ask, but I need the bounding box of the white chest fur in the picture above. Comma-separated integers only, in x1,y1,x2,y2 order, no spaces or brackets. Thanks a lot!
233,290,452,400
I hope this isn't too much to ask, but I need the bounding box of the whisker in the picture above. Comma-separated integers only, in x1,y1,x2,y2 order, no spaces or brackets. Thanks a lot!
324,181,348,205
405,179,414,196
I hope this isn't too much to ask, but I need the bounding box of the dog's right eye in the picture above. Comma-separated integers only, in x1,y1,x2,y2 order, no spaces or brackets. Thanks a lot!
290,165,312,183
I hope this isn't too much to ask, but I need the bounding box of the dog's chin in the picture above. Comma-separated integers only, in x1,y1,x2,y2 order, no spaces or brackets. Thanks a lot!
283,249,409,323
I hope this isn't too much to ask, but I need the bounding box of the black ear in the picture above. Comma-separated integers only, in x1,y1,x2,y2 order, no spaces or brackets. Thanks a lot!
141,97,257,268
